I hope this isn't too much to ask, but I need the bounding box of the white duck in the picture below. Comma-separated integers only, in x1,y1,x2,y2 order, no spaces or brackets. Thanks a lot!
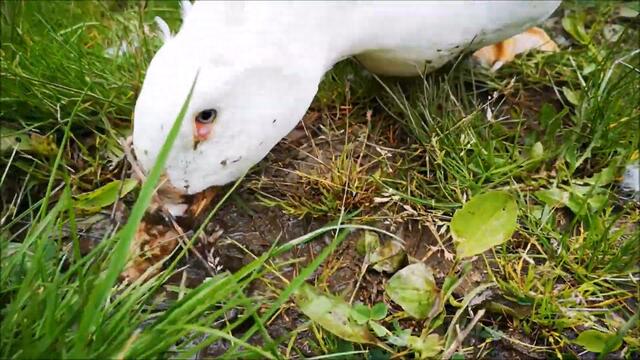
133,1,560,215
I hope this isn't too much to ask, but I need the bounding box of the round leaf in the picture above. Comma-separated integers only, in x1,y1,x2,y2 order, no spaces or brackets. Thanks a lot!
370,302,388,321
530,141,544,159
370,240,406,273
451,191,518,258
351,303,371,325
294,284,376,344
356,230,380,257
535,188,570,207
74,179,138,211
369,321,389,337
574,330,622,353
407,332,442,359
385,263,439,319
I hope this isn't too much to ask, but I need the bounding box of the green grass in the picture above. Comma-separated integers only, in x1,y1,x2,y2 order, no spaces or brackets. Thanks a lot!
2,0,639,358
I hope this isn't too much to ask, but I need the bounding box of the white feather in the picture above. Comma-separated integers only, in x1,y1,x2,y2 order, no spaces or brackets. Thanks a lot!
621,163,640,198
134,1,561,194
180,0,193,20
154,16,172,43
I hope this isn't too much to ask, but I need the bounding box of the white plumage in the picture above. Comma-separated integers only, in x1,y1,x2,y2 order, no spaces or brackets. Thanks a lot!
621,163,640,200
133,1,560,205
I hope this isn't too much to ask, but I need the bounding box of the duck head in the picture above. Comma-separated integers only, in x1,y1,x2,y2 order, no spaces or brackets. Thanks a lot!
133,34,323,207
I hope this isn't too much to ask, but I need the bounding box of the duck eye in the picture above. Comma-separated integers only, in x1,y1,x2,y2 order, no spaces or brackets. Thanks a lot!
196,109,217,124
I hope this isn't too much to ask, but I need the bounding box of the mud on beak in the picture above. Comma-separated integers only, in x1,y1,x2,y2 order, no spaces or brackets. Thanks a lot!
121,175,221,283
156,175,220,219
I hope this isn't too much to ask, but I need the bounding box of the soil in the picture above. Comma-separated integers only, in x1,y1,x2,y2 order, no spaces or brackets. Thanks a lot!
149,116,498,357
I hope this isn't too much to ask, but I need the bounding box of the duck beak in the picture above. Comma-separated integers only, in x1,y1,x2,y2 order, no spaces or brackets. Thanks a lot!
121,178,220,282
156,174,189,216
156,175,220,219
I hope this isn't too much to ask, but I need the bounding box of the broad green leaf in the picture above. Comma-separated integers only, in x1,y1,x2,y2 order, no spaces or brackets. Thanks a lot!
0,128,31,153
389,328,411,347
562,14,589,44
351,304,371,325
581,165,617,186
370,302,387,321
535,185,609,215
407,332,442,359
562,87,582,106
350,302,387,325
294,284,376,344
451,191,518,258
530,142,544,160
574,330,622,353
356,230,380,257
584,193,608,212
369,321,389,337
386,263,439,319
617,3,639,18
582,62,597,75
624,335,640,348
566,185,609,214
535,188,570,207
28,133,59,156
1,130,58,156
74,179,138,210
370,240,406,273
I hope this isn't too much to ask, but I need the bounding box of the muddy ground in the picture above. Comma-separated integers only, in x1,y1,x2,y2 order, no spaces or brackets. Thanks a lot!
154,109,513,358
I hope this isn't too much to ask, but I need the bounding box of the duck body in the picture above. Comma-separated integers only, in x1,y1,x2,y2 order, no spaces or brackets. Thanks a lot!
133,1,560,201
